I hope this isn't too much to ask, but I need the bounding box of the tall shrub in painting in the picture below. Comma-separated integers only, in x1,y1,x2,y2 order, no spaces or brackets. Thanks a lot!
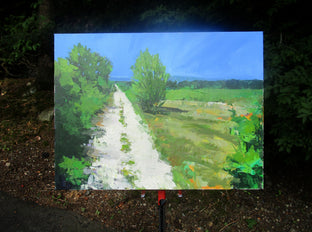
131,48,170,113
54,43,113,189
55,44,113,136
67,43,112,93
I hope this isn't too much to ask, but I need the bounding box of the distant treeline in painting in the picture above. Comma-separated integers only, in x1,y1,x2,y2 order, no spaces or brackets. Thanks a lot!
55,44,263,190
120,78,263,91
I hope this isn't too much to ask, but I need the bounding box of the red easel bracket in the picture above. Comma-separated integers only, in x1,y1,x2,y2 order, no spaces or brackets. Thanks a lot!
158,190,166,205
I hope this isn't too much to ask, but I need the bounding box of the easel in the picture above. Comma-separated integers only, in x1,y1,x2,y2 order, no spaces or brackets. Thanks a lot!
141,190,183,232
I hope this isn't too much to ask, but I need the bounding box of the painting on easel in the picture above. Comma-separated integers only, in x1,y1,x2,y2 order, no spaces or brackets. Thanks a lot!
54,32,263,190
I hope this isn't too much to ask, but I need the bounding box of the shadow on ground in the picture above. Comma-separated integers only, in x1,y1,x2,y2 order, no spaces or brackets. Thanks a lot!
0,191,114,232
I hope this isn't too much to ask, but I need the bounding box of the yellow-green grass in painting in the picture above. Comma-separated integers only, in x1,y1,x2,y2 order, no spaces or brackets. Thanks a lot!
145,101,239,189
124,87,263,189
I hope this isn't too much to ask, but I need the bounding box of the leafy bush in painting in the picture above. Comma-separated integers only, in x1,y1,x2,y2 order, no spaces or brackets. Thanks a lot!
55,43,112,135
131,48,170,113
59,156,91,187
54,43,113,188
224,106,264,189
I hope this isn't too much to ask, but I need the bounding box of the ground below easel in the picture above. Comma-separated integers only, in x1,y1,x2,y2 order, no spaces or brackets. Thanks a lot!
1,77,312,231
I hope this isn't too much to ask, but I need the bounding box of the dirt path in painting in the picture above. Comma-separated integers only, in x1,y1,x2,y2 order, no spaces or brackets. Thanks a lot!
81,85,176,190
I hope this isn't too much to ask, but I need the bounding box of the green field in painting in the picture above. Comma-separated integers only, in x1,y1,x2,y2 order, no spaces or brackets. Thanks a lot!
124,87,263,189
166,88,263,111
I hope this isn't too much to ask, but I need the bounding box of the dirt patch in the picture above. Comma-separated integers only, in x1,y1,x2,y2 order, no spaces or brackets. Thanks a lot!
96,121,104,127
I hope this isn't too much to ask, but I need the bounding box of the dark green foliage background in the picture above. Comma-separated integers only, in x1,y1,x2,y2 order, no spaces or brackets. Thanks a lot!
1,0,311,174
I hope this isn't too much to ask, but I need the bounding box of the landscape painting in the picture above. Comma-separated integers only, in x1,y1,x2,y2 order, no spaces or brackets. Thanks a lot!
54,32,263,190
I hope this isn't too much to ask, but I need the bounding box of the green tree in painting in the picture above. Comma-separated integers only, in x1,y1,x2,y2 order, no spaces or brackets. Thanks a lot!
54,44,113,188
55,43,113,136
67,43,112,92
131,48,170,113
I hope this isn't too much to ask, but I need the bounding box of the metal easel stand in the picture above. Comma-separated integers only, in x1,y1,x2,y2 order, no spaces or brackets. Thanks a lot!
141,190,183,232
158,190,166,232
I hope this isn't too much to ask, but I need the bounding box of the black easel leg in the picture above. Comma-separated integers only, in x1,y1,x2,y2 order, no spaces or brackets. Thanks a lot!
159,199,166,232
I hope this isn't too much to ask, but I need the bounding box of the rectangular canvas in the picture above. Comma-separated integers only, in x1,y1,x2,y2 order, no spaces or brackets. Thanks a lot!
54,32,263,190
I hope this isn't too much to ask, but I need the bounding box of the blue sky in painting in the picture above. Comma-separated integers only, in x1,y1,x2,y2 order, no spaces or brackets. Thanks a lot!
54,32,263,81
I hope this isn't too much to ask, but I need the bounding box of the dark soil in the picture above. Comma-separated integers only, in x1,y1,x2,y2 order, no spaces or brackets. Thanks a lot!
1,77,312,232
